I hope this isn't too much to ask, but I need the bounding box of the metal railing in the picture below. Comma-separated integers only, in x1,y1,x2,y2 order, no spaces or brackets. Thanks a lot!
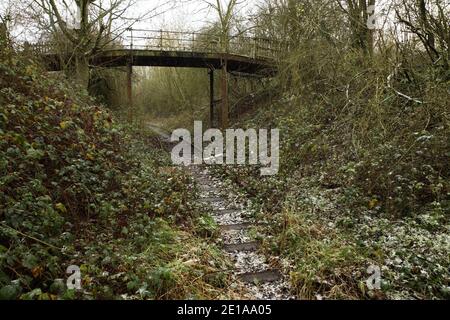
29,28,280,60
121,28,280,59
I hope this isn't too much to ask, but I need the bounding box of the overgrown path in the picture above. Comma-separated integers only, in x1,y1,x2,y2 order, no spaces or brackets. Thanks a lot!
149,124,292,299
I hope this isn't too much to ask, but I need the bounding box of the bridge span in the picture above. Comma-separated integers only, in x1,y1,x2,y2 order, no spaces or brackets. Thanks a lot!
35,29,280,128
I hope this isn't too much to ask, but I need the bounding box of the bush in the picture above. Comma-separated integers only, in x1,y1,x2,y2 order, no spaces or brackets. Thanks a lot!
0,55,236,299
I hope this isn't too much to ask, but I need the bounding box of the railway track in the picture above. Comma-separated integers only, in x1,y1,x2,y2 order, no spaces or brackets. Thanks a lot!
190,166,291,299
149,123,292,299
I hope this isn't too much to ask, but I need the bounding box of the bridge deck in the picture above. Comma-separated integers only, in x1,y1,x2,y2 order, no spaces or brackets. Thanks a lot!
42,49,277,75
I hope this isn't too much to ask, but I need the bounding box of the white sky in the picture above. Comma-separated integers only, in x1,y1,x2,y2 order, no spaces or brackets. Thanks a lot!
0,0,259,42
2,0,420,44
129,0,259,30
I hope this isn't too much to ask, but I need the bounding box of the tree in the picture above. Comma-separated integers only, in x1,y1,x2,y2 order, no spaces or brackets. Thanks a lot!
202,0,241,129
336,0,376,56
30,0,114,87
0,1,19,55
0,16,10,52
29,0,167,88
395,0,449,72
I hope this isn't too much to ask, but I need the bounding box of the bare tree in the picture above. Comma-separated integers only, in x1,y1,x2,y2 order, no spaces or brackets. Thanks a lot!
29,0,120,87
395,0,449,72
336,0,376,56
28,0,172,88
0,15,11,52
0,0,24,53
252,0,346,50
202,0,242,128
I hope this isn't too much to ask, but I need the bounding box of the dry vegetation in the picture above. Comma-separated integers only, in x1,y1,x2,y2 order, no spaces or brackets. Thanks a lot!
0,0,448,300
211,0,449,299
0,52,244,299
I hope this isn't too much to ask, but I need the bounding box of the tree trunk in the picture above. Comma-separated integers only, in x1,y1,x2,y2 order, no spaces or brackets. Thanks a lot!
366,0,375,57
0,22,10,55
73,0,91,89
345,0,375,57
418,0,439,63
74,55,90,89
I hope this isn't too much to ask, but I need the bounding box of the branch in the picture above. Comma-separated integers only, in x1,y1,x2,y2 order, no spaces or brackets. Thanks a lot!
46,0,76,43
387,63,423,104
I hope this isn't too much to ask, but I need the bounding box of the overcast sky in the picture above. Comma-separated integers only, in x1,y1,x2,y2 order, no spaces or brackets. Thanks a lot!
111,0,260,31
2,0,405,44
136,0,252,30
0,0,260,42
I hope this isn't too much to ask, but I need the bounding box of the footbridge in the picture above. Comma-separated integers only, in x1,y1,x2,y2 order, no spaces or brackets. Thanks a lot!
35,28,280,128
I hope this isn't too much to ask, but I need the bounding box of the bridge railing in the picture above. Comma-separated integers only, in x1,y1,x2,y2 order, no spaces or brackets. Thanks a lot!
27,28,281,60
121,29,280,60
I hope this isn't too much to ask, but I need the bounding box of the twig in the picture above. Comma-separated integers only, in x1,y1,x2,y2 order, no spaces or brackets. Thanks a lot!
387,63,423,104
0,222,63,251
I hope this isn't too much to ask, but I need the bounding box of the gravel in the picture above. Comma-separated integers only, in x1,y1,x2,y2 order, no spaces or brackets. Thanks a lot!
190,165,293,300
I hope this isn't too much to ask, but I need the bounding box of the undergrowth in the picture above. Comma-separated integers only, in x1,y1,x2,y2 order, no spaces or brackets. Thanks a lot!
212,50,449,299
0,55,238,299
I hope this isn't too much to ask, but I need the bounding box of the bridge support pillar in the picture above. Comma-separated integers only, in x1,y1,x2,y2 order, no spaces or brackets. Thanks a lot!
220,60,229,130
209,69,214,128
127,61,133,123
